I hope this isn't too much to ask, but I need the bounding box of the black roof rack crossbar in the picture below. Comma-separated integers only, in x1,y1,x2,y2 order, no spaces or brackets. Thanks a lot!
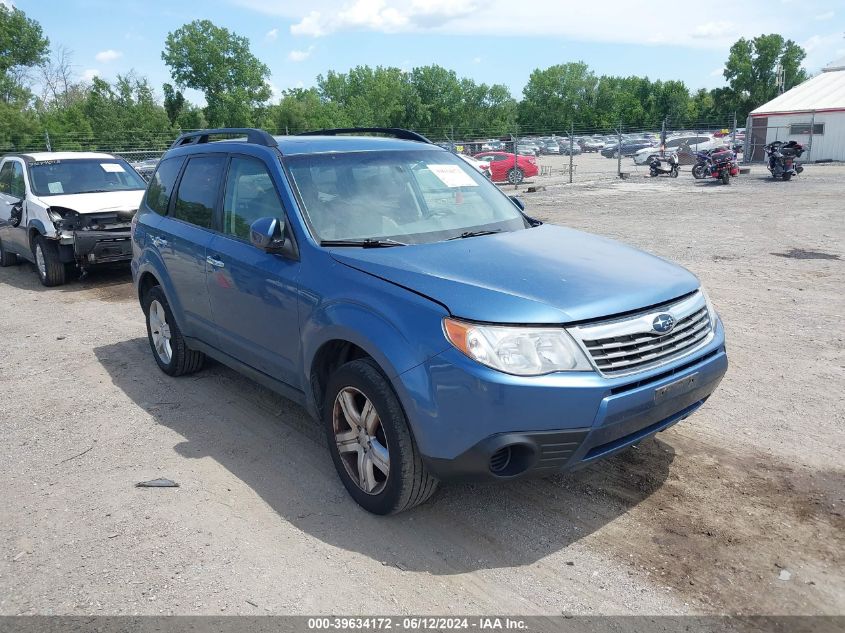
169,128,278,149
296,127,432,144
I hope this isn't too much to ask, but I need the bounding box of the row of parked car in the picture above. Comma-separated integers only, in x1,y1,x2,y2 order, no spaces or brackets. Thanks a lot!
0,127,728,516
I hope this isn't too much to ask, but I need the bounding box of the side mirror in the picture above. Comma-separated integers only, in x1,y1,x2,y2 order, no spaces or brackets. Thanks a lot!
509,195,525,211
10,202,23,228
249,217,286,253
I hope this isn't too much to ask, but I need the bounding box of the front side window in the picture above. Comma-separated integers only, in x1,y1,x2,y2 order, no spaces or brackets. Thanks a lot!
145,157,183,215
286,150,529,244
0,161,26,199
222,156,285,240
29,159,146,196
172,155,226,230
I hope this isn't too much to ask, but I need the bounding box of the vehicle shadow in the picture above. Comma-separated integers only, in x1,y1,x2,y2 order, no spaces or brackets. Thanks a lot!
94,338,676,575
0,261,133,299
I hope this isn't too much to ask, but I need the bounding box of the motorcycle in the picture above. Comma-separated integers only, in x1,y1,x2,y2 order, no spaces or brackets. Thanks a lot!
765,140,804,181
648,153,679,177
691,149,715,179
709,148,738,185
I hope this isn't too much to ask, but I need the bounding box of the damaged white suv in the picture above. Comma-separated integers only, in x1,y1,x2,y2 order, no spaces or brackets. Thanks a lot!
0,152,147,286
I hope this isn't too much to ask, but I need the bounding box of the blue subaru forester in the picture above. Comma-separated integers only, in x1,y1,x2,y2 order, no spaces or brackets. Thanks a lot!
131,127,727,514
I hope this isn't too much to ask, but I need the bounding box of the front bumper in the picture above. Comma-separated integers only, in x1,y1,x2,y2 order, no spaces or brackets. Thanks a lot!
58,230,133,265
395,319,727,481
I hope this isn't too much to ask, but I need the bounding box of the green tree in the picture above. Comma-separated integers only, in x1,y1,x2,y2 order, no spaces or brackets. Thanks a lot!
162,19,271,127
723,34,807,119
519,62,598,132
0,4,49,108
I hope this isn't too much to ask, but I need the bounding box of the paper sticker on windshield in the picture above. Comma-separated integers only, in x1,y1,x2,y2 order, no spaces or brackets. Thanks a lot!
428,164,478,188
101,163,125,173
48,181,64,194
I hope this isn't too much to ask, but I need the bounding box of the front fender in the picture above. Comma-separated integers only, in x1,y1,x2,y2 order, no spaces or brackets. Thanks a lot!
27,218,51,239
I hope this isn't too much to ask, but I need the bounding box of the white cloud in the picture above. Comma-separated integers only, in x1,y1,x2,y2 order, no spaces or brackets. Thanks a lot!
803,33,845,70
472,56,482,64
689,21,736,40
0,0,13,8
814,11,834,20
82,69,100,81
266,27,279,40
95,49,122,63
234,0,787,49
267,81,283,101
287,45,315,62
710,67,724,77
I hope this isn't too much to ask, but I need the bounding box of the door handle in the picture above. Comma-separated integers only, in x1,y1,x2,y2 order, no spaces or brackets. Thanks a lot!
206,255,225,268
151,236,168,248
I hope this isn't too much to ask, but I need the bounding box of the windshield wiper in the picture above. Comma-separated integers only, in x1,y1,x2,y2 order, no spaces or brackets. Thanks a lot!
447,229,502,240
75,189,110,194
320,238,408,248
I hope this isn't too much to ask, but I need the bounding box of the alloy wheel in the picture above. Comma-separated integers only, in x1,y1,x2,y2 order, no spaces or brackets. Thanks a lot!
148,299,173,364
332,386,390,495
35,244,46,279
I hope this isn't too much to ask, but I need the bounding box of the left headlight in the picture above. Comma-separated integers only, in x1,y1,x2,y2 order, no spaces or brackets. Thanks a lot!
443,318,593,376
700,287,718,328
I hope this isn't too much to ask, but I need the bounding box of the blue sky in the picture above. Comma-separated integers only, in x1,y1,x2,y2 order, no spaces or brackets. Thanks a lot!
10,0,845,105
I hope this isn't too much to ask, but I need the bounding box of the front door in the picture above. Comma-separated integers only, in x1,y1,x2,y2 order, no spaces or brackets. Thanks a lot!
206,155,301,388
0,159,29,255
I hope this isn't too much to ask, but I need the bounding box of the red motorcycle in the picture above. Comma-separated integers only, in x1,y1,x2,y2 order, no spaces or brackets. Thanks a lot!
708,148,739,185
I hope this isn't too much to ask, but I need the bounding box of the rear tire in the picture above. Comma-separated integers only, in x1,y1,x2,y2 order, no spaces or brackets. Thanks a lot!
671,167,679,178
142,285,205,376
782,172,792,181
692,164,706,179
324,358,438,515
33,235,66,287
507,168,524,184
0,237,18,267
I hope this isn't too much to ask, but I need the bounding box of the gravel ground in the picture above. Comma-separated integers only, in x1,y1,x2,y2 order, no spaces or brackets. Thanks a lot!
0,158,842,617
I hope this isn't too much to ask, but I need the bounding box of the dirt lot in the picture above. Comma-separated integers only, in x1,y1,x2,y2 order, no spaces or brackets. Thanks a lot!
1,158,843,617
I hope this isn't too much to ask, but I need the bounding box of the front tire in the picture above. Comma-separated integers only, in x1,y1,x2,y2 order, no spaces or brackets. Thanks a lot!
0,237,18,267
721,170,730,185
324,358,438,515
671,166,679,178
692,164,706,179
33,235,66,286
142,285,205,376
507,168,524,184
782,172,792,181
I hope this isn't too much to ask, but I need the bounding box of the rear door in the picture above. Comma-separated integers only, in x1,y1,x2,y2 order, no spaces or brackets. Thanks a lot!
155,154,226,346
206,153,302,387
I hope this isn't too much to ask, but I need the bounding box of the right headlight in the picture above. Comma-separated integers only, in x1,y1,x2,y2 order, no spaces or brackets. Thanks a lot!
443,318,593,376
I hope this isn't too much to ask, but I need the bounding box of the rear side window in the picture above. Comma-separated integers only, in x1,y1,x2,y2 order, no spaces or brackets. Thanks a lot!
145,157,183,215
172,156,226,230
222,156,285,240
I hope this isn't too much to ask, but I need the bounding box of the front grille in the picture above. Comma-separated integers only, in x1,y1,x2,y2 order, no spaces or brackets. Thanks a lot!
569,291,714,376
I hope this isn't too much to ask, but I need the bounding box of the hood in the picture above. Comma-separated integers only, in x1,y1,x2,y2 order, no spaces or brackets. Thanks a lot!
330,224,699,324
35,190,144,214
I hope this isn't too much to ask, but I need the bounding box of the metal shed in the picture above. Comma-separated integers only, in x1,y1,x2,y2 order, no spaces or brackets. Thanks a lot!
747,56,845,162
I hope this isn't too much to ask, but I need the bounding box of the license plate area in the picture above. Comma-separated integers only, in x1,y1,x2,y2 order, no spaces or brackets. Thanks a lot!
654,373,698,404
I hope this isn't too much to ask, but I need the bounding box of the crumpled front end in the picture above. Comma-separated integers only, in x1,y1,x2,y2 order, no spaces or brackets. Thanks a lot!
49,207,136,265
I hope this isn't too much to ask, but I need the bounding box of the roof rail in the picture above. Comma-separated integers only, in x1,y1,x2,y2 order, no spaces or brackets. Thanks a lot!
169,128,278,149
296,127,432,144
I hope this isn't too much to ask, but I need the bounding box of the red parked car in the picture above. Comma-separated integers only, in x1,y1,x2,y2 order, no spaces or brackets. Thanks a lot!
473,151,538,184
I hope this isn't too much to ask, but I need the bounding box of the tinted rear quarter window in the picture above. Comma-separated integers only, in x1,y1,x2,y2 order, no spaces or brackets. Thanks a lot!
172,155,226,230
146,157,184,215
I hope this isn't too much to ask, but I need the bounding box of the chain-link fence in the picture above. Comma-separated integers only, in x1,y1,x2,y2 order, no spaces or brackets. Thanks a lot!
4,118,744,184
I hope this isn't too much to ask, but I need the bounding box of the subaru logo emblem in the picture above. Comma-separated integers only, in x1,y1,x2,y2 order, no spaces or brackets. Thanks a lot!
652,313,675,334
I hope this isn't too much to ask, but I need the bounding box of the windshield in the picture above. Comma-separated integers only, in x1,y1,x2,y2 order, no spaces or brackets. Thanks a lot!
29,159,146,196
286,150,530,244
